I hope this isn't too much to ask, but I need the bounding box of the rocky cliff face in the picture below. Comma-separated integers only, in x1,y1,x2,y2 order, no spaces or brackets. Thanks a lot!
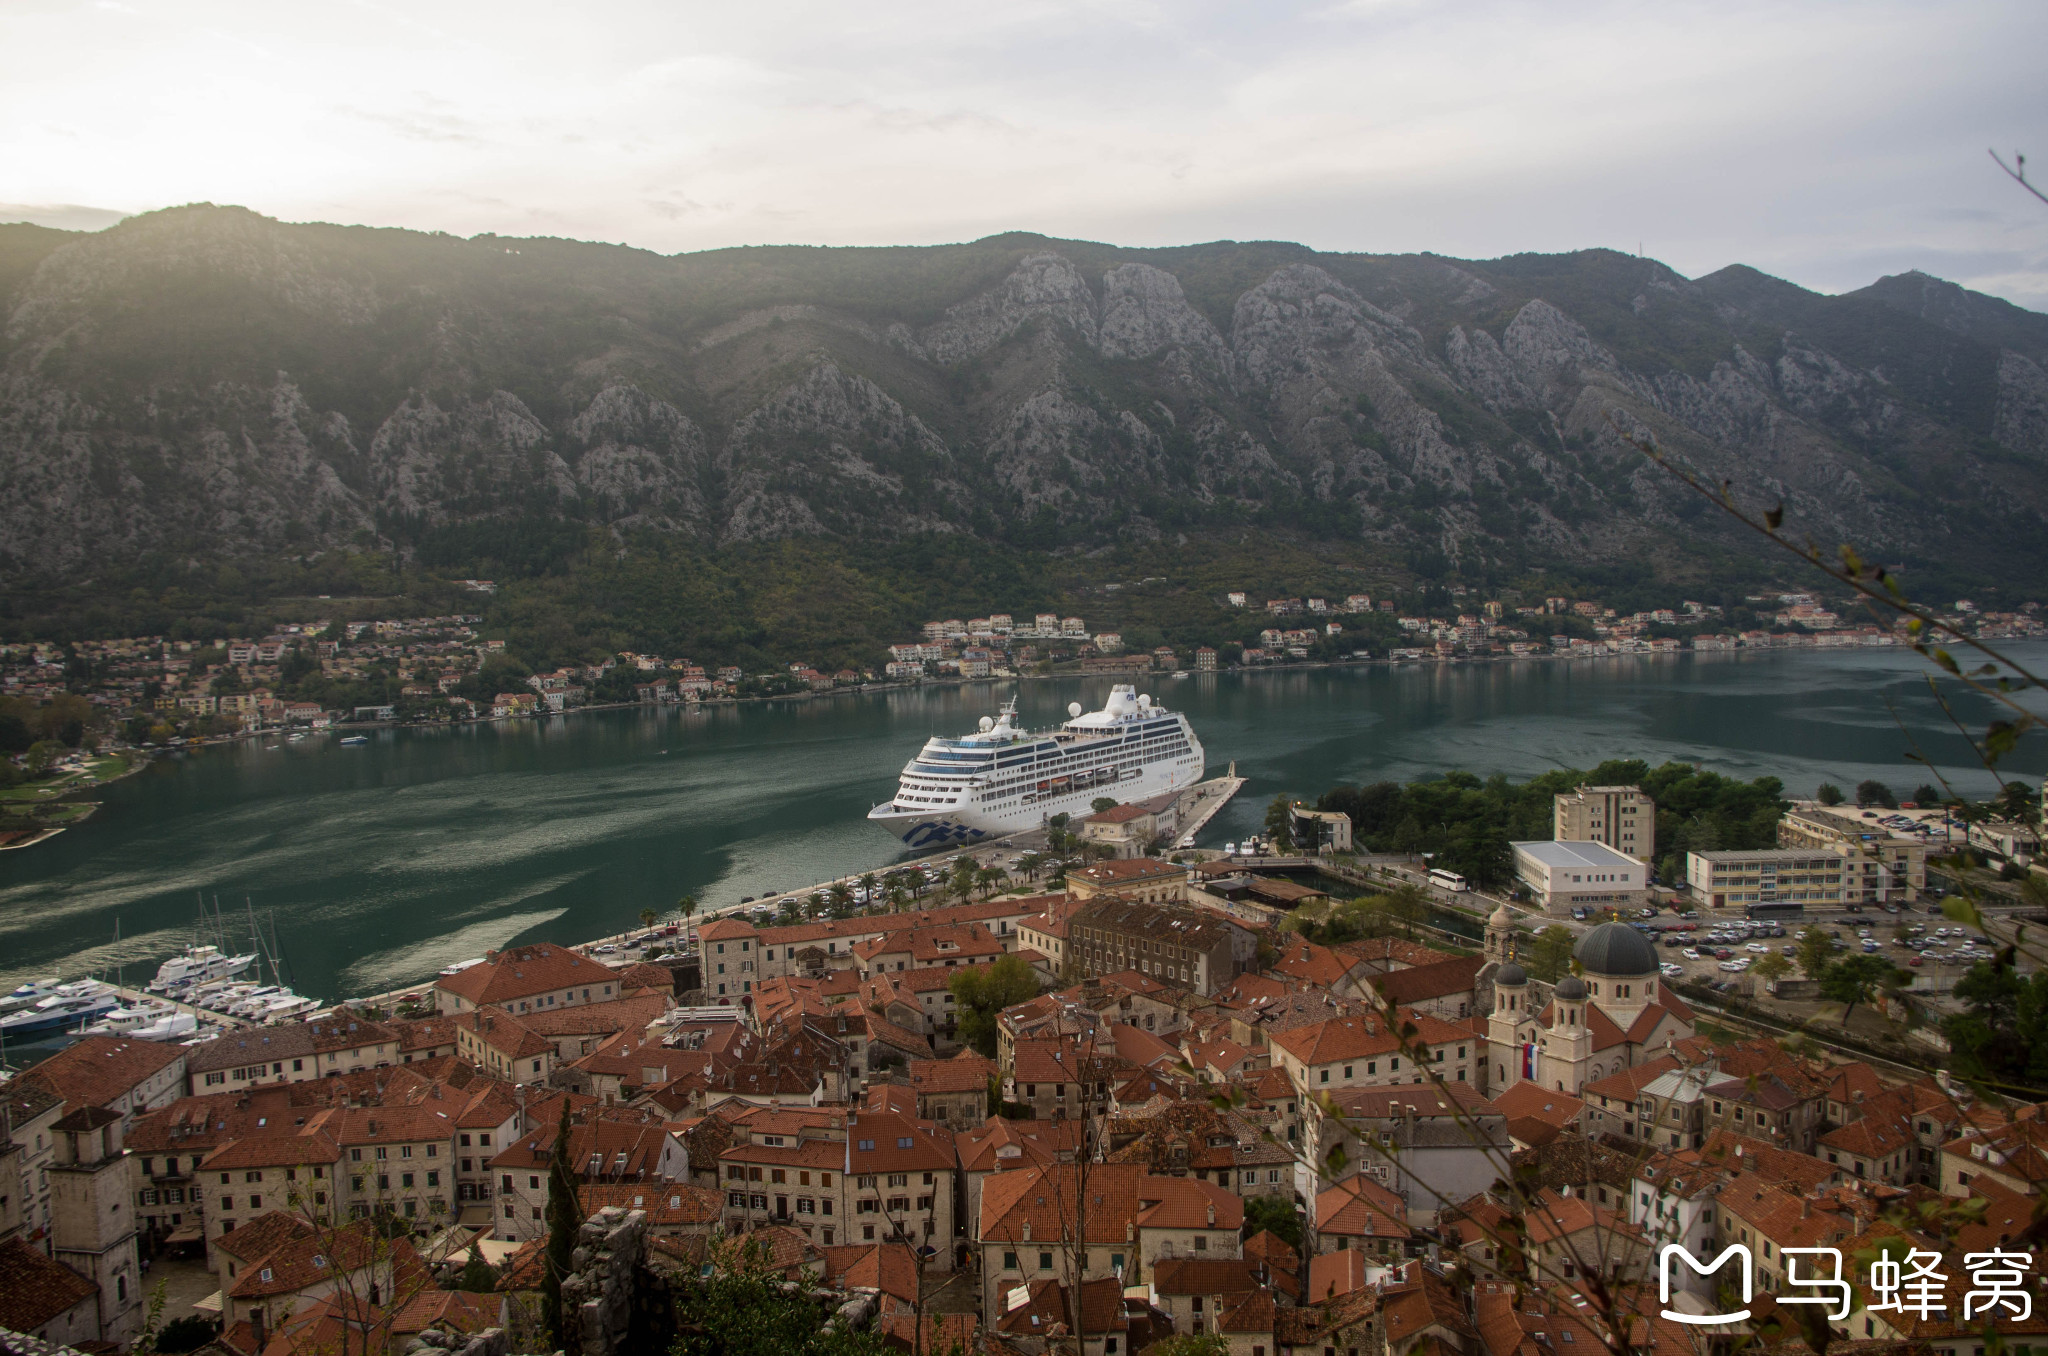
3,206,2046,584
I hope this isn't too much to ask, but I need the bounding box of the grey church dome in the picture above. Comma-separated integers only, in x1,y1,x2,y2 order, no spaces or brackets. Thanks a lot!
1554,976,1588,1001
1573,921,1659,976
1496,962,1528,987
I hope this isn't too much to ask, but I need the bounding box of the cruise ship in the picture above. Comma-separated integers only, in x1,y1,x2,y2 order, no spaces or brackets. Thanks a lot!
867,686,1205,849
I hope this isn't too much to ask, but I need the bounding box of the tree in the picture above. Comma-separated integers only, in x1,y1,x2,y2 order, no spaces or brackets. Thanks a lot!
1818,954,1900,1023
676,894,697,930
456,1239,498,1293
1091,797,1118,814
1997,780,2040,823
829,881,854,913
949,857,978,900
673,1235,889,1356
1144,1337,1229,1356
1527,926,1576,982
25,739,65,775
1242,1193,1303,1253
542,1101,582,1348
1795,925,1835,978
1910,785,1943,806
1943,956,2048,1090
1752,953,1791,988
638,907,657,932
1855,780,1897,809
1265,794,1295,850
949,954,1042,1056
1815,783,1845,806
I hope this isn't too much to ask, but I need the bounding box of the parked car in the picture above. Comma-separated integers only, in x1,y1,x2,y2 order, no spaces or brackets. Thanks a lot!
1714,948,1734,960
1908,956,1924,967
1682,948,1702,960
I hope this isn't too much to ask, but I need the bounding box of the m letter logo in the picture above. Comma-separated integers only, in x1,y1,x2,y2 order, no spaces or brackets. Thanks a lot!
1659,1244,1753,1324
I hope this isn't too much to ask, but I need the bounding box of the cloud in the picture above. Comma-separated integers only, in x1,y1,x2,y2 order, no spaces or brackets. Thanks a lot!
0,0,2042,307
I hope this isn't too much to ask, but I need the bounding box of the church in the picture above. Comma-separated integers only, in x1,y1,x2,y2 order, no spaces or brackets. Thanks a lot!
1478,906,1695,1097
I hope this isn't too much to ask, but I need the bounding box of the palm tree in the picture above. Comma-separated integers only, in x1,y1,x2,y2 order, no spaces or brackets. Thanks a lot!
675,894,697,930
638,907,657,932
829,881,854,914
860,872,879,898
887,886,908,913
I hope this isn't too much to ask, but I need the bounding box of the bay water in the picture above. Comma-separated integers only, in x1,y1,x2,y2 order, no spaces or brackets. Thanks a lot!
2,646,2041,1007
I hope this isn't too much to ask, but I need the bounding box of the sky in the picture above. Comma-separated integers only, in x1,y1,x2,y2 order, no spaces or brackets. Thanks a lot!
3,0,2046,307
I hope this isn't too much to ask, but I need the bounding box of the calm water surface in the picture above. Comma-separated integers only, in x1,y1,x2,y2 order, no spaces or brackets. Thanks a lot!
2,646,2042,1004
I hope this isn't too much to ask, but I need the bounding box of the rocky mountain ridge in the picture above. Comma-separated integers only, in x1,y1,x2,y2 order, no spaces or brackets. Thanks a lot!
3,206,2046,589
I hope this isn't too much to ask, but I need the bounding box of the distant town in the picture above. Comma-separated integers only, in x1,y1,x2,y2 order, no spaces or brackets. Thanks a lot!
3,590,2041,751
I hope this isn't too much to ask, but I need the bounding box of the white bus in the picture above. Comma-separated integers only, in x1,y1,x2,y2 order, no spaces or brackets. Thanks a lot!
1427,868,1469,893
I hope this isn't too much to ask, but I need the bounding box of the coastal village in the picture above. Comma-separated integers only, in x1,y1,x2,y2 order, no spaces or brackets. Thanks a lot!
3,591,2043,753
1,776,2042,1356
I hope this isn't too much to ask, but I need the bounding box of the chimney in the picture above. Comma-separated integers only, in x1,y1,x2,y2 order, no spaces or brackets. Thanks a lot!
1023,1221,1032,1241
1206,1201,1216,1226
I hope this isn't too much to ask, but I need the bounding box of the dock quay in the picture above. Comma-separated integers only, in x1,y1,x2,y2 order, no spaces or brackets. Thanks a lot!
1172,772,1244,844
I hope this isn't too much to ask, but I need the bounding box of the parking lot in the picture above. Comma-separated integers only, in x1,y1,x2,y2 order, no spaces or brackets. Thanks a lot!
1573,901,2000,995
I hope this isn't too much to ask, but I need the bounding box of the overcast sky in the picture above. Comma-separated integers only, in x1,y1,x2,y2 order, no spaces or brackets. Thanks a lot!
4,0,2045,307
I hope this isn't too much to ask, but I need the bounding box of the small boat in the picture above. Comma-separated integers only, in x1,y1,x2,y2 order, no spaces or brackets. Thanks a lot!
1172,670,1189,679
339,736,368,746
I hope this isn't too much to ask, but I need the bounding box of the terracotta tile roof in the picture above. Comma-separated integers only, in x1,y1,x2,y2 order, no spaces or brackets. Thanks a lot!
199,1124,343,1169
957,1116,1084,1173
435,942,613,1005
1367,955,1484,1006
877,1312,978,1352
1309,1248,1370,1301
1132,1176,1244,1232
1379,1261,1479,1345
0,1236,100,1331
226,1216,385,1300
129,1088,297,1154
389,1291,502,1336
820,1243,920,1304
511,993,669,1039
907,1052,996,1094
184,1024,321,1074
1315,1175,1410,1241
214,1210,317,1268
302,1013,402,1055
17,1034,185,1113
1218,1288,1279,1335
1276,1287,1380,1345
1582,1055,1679,1104
1269,940,1354,988
457,1009,554,1060
980,1163,1149,1244
577,1182,723,1229
1333,937,1456,970
1489,1082,1585,1129
1820,1110,1911,1158
995,1277,1124,1337
1150,1257,1263,1295
386,1017,460,1054
1325,1083,1500,1121
847,1110,956,1175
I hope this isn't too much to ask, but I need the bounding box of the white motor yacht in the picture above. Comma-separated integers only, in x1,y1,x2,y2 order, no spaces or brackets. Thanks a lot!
1,981,121,1037
132,1011,201,1041
226,986,284,1017
259,994,318,1023
0,978,63,1018
147,944,258,994
82,1002,176,1036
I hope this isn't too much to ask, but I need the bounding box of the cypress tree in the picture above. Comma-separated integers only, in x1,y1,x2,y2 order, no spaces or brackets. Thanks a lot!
542,1101,583,1348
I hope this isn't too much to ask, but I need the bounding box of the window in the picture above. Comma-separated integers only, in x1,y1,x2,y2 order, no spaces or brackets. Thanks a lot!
1039,1251,1054,1270
1003,1251,1019,1271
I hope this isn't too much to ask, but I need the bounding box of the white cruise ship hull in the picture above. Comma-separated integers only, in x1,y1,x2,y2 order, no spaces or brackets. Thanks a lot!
867,686,1205,850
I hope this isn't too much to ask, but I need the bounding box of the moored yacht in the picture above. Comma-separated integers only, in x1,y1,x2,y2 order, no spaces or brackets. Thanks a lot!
866,686,1205,850
0,978,63,1018
148,944,257,994
0,980,120,1037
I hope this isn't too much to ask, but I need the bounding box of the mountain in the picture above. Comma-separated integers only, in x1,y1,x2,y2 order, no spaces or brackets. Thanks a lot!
4,204,2048,602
